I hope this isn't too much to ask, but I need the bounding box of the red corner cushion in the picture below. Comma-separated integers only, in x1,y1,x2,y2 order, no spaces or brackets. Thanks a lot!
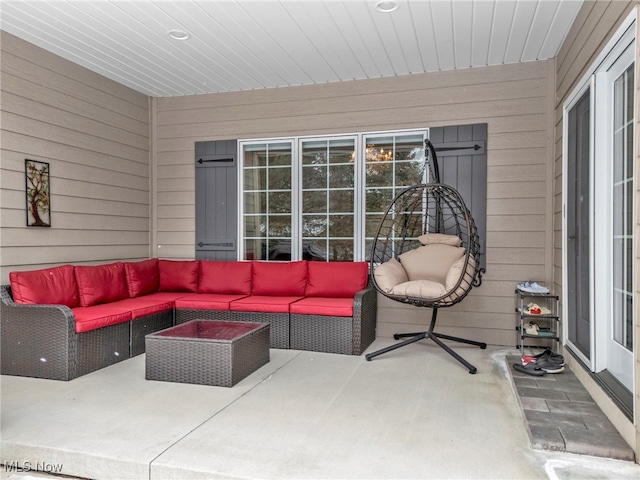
175,293,248,311
110,297,174,319
72,305,132,333
74,263,129,307
124,258,159,297
9,265,79,308
199,261,252,294
251,261,307,296
158,260,199,292
290,297,354,317
305,261,368,297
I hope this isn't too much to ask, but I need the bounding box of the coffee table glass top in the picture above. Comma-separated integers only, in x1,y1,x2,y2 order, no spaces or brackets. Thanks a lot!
154,320,265,341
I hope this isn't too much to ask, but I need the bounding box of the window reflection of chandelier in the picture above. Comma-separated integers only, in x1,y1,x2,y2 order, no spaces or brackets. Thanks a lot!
366,145,393,162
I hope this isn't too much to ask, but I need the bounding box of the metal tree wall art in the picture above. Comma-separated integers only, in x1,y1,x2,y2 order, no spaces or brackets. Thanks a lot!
25,159,50,227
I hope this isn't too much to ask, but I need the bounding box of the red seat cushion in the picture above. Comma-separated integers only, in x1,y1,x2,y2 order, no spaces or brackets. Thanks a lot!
251,261,307,296
9,265,79,308
144,291,191,302
199,261,252,294
74,263,129,307
124,259,159,297
305,261,368,297
289,297,354,317
72,305,132,333
230,295,303,314
110,297,174,319
158,260,199,292
175,293,248,311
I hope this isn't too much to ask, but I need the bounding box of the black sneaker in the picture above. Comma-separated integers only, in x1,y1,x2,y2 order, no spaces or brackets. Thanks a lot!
522,349,564,366
529,356,565,374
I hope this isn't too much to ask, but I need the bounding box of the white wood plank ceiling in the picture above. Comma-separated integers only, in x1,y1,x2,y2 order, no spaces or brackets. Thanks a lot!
0,0,583,97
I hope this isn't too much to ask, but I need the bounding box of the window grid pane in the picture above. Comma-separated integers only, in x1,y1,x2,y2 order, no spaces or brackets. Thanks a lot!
612,65,634,351
364,134,427,260
242,142,293,260
301,139,355,261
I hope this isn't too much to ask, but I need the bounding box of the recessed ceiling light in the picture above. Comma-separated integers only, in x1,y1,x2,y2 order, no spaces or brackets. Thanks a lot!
376,0,399,13
168,29,190,41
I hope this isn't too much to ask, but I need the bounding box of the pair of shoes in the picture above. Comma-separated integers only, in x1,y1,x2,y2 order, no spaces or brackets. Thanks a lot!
522,350,564,373
524,302,551,315
524,322,556,337
522,349,564,366
524,321,540,335
517,281,549,294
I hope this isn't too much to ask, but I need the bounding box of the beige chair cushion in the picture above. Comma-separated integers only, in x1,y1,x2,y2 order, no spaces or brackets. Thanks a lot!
417,233,462,247
445,255,476,291
391,280,447,298
399,244,465,284
442,255,477,303
374,258,409,293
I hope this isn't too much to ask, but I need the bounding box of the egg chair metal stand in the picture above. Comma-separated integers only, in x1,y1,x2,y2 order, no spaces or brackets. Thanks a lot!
365,140,486,373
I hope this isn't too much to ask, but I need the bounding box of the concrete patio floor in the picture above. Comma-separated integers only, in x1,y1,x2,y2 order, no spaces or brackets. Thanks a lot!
2,339,640,480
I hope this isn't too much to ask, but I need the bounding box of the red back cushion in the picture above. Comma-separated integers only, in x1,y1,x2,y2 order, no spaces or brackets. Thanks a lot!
251,261,307,296
74,262,129,307
124,258,159,297
9,265,79,308
158,260,199,292
199,261,252,294
306,261,369,297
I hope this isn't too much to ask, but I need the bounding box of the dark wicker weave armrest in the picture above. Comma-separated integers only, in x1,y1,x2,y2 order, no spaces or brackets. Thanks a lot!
1,285,76,329
352,286,377,355
1,285,78,380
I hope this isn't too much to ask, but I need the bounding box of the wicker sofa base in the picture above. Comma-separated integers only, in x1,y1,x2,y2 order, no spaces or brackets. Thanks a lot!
290,314,356,355
290,287,377,355
230,311,290,349
77,321,130,378
131,311,175,357
1,284,179,381
0,311,131,381
175,308,230,325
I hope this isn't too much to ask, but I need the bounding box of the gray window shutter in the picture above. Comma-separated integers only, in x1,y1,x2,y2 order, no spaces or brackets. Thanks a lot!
195,140,238,260
430,124,487,271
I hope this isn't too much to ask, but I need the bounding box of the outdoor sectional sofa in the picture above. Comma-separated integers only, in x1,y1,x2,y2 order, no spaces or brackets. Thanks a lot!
1,259,377,381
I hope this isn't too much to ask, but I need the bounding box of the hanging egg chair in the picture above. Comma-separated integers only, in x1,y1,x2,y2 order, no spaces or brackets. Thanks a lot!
365,140,486,373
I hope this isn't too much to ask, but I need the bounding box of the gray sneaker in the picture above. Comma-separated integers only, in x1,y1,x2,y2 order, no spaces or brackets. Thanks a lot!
517,281,549,294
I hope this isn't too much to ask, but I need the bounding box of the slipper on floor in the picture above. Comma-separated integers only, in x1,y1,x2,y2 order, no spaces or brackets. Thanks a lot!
513,362,546,376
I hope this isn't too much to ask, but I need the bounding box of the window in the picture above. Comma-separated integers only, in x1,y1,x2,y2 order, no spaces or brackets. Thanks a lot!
611,64,634,352
364,134,427,255
239,130,428,262
301,138,356,261
242,141,294,261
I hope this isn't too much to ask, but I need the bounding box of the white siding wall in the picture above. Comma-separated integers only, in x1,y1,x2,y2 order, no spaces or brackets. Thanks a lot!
554,0,639,457
0,32,151,283
153,60,556,347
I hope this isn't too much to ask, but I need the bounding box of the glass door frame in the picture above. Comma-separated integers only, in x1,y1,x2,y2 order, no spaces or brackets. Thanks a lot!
562,13,636,390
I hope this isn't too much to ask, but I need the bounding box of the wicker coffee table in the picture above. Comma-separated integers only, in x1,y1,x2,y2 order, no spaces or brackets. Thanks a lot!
145,320,270,387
